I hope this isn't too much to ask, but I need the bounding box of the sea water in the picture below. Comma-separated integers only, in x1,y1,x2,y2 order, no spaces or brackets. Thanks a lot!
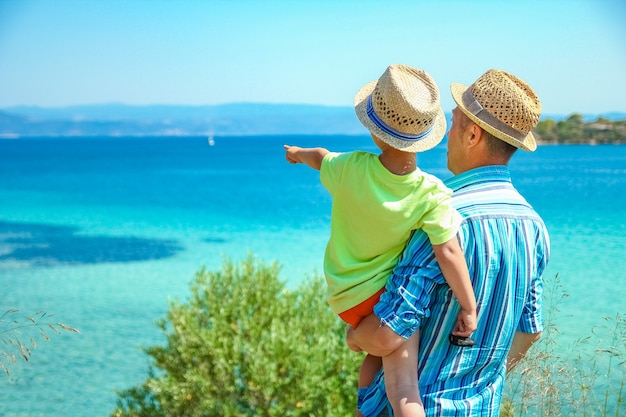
1,136,625,416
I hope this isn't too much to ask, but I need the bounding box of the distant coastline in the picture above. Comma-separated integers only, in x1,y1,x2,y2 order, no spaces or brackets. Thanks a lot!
1,103,625,142
534,114,626,145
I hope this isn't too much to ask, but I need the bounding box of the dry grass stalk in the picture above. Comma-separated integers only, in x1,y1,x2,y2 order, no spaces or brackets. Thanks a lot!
0,309,79,377
502,275,625,416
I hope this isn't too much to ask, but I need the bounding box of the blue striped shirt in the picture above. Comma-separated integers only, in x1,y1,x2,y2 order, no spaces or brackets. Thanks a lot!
358,165,550,417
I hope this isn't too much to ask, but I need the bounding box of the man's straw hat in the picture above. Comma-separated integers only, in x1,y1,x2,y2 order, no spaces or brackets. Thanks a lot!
451,69,542,152
354,64,446,153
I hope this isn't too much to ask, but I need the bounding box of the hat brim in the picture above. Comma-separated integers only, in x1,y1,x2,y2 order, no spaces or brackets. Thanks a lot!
450,83,537,152
354,80,447,153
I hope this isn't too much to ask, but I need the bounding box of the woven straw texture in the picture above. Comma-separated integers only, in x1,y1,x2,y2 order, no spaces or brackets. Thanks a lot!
354,64,446,153
451,69,541,152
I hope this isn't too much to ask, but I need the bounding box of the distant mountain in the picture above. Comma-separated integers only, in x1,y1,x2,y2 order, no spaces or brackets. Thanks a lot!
0,103,624,138
0,103,364,138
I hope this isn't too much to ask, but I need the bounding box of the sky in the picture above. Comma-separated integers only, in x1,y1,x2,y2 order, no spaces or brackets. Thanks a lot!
0,0,625,115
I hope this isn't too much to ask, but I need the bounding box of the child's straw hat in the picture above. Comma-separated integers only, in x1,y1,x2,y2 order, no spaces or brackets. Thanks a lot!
354,64,446,153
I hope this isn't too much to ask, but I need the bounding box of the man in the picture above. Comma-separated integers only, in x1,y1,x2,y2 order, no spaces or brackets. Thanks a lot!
346,69,551,416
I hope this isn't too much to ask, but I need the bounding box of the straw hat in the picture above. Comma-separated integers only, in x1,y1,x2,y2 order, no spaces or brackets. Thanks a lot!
354,64,446,153
451,69,541,152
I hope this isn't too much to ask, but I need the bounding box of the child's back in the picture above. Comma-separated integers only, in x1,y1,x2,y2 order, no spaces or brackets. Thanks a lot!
285,64,477,417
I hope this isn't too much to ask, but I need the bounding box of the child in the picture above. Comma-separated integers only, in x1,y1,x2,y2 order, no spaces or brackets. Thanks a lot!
284,64,477,417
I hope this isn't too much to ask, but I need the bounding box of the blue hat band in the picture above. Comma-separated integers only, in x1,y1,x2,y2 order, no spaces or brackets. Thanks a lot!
366,95,434,142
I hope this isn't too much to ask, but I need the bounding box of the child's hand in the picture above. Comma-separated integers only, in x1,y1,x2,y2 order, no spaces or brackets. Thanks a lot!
345,325,363,353
284,145,302,164
452,308,477,337
283,145,328,170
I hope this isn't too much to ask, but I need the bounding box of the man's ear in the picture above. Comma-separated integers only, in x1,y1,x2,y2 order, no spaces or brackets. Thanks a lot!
467,123,484,148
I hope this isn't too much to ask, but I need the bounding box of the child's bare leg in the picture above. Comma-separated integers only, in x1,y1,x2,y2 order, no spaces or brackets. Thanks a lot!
359,353,383,388
381,330,424,417
355,354,383,417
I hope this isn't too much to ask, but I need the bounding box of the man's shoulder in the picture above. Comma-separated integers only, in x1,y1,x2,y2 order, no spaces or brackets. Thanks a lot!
452,180,545,222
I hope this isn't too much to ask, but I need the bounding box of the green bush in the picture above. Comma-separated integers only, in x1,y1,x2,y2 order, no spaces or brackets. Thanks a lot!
111,255,362,417
112,260,625,417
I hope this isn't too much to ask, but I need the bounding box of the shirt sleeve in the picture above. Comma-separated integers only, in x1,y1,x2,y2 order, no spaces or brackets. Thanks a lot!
417,181,461,246
517,226,550,333
517,274,543,333
373,230,444,339
319,151,343,196
420,203,462,246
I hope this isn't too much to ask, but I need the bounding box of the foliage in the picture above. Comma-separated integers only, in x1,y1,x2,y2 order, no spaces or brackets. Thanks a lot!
112,261,625,417
534,114,626,144
502,274,625,416
0,309,79,377
111,254,363,417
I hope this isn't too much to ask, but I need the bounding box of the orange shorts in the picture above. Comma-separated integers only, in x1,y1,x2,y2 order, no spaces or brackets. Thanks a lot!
338,287,385,328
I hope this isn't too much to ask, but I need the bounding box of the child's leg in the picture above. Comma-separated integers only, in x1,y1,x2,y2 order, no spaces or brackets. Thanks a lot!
356,354,383,417
381,330,424,417
359,353,383,388
339,288,386,417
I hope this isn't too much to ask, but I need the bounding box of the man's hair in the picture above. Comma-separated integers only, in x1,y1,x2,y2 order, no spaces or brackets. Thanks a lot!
483,130,517,159
458,109,517,159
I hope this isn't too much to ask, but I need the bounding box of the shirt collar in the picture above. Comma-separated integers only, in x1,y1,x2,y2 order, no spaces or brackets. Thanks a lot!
444,165,512,192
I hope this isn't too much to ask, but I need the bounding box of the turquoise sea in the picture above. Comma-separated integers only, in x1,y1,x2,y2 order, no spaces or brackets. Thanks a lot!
1,135,625,416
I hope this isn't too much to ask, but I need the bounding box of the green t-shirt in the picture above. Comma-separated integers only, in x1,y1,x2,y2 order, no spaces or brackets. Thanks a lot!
320,151,460,315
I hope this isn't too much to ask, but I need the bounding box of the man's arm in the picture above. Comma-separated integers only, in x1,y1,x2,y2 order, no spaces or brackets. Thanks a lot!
506,330,542,373
347,230,442,356
284,145,329,170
